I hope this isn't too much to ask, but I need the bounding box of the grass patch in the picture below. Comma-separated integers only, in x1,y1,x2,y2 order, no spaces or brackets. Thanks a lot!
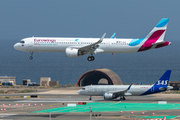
61,84,76,87
4,96,10,99
53,85,61,88
0,90,5,94
18,89,36,93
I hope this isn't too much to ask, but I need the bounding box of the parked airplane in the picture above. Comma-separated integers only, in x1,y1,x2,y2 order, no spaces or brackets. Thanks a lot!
78,70,173,100
14,18,170,61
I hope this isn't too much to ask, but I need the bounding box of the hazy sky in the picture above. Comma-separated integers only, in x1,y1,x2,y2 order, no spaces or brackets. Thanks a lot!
0,0,179,41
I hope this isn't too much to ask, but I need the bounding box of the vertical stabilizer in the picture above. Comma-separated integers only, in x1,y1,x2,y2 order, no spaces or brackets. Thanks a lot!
141,70,172,96
138,18,169,52
154,70,171,86
145,18,169,42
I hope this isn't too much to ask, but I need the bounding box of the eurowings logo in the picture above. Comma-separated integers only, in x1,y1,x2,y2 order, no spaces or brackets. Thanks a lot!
116,41,121,43
156,80,168,85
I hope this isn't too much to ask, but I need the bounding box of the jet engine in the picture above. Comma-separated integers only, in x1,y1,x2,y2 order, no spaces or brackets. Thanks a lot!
103,93,117,100
65,47,83,57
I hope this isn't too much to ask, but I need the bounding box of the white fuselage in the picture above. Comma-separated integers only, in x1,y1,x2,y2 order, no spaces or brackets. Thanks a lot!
14,37,142,53
78,85,153,96
78,85,173,96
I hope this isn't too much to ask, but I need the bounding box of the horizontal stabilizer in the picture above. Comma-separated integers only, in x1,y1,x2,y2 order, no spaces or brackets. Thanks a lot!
152,41,170,46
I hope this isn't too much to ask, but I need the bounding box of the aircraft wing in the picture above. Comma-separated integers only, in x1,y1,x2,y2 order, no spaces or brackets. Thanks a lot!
78,33,106,54
108,84,132,96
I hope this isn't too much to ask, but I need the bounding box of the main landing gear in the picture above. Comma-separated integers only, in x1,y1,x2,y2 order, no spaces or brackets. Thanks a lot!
89,96,92,100
87,56,95,61
120,96,126,100
29,52,33,60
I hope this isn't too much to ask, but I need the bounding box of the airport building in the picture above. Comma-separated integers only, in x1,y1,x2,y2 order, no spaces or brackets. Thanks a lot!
40,77,51,86
22,79,31,86
0,76,16,85
49,81,59,87
76,68,122,86
169,81,180,90
40,77,59,87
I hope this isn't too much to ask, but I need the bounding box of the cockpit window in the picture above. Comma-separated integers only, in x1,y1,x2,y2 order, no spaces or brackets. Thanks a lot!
81,88,85,90
19,41,25,43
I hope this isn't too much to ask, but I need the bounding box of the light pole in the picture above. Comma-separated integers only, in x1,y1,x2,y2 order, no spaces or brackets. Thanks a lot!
90,107,91,120
49,112,51,120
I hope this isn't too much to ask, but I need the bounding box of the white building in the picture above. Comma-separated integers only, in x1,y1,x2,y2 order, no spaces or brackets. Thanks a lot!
0,76,16,85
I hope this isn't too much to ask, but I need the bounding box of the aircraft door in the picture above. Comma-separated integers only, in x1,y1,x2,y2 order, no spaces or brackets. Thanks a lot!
106,41,110,47
28,40,33,47
88,85,92,92
26,38,36,51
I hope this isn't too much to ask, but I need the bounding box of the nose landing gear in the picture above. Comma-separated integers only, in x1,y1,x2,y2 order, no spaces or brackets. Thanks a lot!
29,52,33,60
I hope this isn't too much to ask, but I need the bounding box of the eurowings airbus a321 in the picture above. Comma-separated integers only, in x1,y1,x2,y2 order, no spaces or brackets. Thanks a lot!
78,70,173,100
14,18,171,61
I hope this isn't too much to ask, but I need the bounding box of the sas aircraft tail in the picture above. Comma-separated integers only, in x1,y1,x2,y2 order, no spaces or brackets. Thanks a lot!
138,18,170,52
141,70,172,95
154,70,171,87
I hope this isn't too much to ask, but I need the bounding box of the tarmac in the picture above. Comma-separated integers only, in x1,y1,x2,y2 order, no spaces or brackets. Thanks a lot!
0,88,180,120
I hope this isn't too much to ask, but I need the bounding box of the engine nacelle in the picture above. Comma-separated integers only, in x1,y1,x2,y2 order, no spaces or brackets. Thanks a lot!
103,92,117,100
65,47,82,57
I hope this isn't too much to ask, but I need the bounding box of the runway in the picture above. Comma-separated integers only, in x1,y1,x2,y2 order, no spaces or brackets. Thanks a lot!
0,93,180,120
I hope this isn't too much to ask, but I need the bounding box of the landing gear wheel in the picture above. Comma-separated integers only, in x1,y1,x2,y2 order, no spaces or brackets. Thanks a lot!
87,56,92,61
29,56,33,60
29,52,33,60
91,56,95,61
123,97,126,100
87,56,95,61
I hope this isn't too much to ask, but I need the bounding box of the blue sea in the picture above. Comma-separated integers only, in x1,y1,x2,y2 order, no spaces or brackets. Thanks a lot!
0,39,179,85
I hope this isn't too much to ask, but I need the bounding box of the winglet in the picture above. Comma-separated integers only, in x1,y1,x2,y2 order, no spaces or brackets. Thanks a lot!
127,84,132,90
111,32,116,39
99,33,106,43
124,84,132,93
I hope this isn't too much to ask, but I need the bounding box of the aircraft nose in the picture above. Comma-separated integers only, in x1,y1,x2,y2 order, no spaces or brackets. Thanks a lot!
14,43,19,50
14,43,22,51
78,90,80,94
